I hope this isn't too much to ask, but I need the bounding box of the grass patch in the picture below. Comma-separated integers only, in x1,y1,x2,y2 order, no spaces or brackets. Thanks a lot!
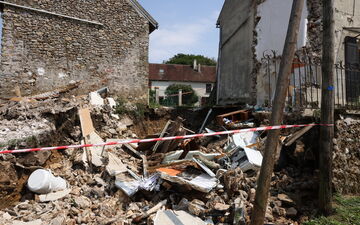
304,195,360,225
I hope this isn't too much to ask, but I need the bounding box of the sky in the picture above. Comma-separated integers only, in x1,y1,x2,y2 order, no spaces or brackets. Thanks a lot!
138,0,224,63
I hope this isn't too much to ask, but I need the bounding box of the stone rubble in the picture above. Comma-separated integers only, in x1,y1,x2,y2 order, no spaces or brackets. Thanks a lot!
0,93,359,225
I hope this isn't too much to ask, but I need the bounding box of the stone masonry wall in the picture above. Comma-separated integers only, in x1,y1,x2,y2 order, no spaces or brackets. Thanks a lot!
306,0,360,62
333,116,360,194
0,0,150,101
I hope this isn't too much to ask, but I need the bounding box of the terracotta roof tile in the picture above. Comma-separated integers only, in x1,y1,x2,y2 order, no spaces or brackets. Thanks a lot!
149,64,216,83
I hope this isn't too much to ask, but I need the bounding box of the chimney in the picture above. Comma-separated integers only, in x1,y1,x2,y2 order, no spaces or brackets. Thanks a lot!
193,59,197,70
198,64,201,73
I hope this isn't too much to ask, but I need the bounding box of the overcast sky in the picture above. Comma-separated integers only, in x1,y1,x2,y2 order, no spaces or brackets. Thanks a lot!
138,0,224,63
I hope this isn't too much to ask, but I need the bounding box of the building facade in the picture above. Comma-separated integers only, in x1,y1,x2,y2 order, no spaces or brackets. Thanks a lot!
217,0,360,109
0,0,157,101
149,63,216,106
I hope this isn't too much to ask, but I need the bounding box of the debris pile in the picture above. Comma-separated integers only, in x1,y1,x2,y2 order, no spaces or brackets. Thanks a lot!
0,90,341,224
333,115,360,194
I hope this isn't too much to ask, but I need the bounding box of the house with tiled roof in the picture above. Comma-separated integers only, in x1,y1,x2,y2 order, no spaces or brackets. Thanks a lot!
149,63,216,106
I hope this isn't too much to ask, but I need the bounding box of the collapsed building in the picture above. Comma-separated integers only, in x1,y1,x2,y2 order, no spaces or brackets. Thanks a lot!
0,1,359,225
216,0,360,109
0,0,158,101
0,86,359,225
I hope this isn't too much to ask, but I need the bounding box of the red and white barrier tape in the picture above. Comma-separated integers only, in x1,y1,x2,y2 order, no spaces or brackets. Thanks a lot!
0,124,333,154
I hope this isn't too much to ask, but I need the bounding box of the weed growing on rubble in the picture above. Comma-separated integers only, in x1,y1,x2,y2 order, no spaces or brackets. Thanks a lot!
115,98,147,119
115,98,128,116
304,195,360,225
1,136,38,148
133,103,147,119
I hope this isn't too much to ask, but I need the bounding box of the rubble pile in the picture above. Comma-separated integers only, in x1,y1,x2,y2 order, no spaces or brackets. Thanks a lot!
0,92,332,224
333,115,360,194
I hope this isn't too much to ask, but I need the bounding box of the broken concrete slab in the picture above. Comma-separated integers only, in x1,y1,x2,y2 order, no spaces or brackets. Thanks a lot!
89,92,104,107
277,193,295,206
106,97,116,109
38,189,71,202
106,152,127,176
154,210,207,225
119,115,133,127
82,131,106,167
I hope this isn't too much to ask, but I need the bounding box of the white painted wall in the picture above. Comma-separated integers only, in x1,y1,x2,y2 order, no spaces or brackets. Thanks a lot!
256,0,308,60
150,81,213,105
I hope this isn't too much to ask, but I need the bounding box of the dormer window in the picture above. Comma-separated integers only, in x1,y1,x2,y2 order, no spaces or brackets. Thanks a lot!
159,69,164,75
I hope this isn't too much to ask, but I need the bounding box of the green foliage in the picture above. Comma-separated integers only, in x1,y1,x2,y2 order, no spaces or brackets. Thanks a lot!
165,84,199,107
304,195,360,225
133,103,147,119
115,98,128,116
115,98,148,119
149,89,156,104
165,53,216,66
149,89,161,108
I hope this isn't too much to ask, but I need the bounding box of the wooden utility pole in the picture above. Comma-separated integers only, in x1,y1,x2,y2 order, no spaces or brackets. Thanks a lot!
319,0,335,215
250,1,305,224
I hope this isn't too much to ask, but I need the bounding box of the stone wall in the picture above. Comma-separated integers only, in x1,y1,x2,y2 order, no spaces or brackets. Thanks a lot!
307,0,360,62
0,0,151,101
333,115,360,194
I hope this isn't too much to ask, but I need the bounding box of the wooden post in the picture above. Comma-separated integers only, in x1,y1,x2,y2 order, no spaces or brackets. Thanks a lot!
319,0,335,215
178,89,183,106
155,87,160,104
250,1,305,224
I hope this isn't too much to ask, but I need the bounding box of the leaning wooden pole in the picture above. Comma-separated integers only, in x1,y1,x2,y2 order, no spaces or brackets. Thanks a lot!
319,0,335,216
250,1,305,224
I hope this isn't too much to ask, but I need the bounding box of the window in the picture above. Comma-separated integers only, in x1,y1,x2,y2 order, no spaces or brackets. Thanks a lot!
344,36,360,102
206,84,212,94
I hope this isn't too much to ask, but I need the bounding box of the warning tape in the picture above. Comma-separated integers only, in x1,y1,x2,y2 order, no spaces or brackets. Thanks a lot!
0,124,333,154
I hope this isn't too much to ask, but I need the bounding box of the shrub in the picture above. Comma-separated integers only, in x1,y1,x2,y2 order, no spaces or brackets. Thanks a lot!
165,84,198,106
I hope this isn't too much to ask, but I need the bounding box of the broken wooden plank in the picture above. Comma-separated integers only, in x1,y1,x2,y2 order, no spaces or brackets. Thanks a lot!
159,117,184,153
284,126,313,146
123,143,142,159
78,108,95,137
152,120,172,153
216,109,250,126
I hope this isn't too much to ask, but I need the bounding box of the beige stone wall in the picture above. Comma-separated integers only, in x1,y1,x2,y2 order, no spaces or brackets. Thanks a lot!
334,0,360,63
0,0,150,101
307,0,360,62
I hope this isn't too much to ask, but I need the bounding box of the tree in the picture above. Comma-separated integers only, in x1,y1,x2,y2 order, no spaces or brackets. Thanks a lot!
165,84,198,106
165,53,216,66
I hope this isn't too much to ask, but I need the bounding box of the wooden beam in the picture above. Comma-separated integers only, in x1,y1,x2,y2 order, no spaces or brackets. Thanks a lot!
250,1,305,224
319,0,335,215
